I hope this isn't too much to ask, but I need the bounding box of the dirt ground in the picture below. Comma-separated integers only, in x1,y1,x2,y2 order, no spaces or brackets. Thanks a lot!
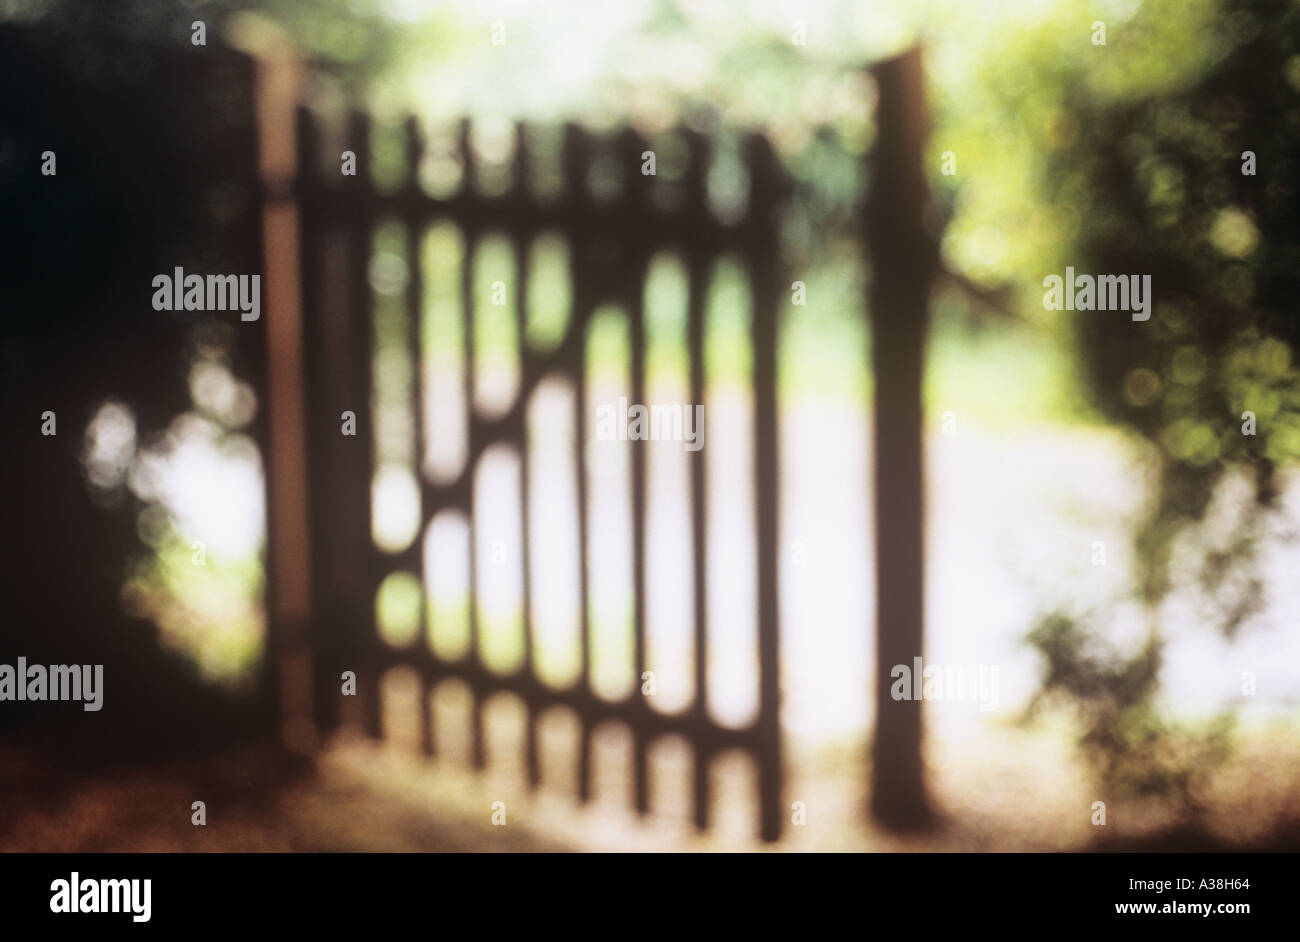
4,718,1298,852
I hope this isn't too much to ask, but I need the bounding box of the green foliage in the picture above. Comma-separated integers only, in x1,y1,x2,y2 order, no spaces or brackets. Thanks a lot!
1024,611,1234,813
1011,0,1298,820
1046,0,1300,563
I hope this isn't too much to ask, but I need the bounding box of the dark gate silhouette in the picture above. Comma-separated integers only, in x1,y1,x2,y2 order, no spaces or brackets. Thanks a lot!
260,48,936,843
292,109,787,840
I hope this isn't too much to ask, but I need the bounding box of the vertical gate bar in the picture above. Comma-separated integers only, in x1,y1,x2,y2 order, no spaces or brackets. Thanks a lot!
307,200,369,738
573,301,593,802
514,121,541,788
459,117,487,769
295,104,335,735
629,274,648,815
865,48,936,830
298,105,362,739
746,133,784,842
403,114,434,758
343,108,383,742
683,128,711,830
563,123,594,803
622,127,651,817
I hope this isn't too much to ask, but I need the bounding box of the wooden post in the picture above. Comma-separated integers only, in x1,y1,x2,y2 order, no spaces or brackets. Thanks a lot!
865,47,938,830
748,131,785,843
254,48,316,753
298,104,372,738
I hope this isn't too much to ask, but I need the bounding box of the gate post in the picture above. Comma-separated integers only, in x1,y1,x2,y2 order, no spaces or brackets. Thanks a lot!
865,47,938,829
253,47,317,752
748,132,786,843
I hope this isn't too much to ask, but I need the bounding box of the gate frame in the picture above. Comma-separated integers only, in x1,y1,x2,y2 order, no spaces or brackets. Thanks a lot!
257,46,937,843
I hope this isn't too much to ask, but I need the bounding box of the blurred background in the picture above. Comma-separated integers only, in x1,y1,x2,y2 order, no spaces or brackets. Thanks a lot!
2,0,1299,851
